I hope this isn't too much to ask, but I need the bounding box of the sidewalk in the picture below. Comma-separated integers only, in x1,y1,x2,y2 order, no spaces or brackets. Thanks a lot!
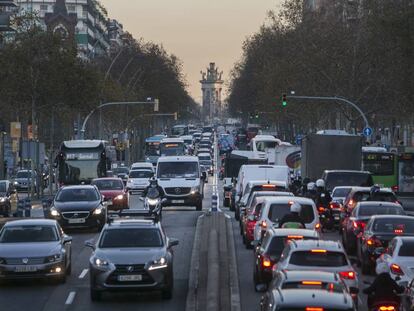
186,212,241,311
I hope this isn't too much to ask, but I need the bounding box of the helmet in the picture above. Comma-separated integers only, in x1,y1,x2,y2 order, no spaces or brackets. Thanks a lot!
375,262,390,275
370,185,381,197
150,177,158,185
316,179,325,188
307,182,316,191
290,202,301,213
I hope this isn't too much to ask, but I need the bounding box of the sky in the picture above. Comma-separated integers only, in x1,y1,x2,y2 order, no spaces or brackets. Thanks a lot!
100,0,281,102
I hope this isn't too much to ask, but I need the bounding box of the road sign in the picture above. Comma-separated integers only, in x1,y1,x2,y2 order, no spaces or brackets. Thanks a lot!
363,127,373,137
295,135,304,145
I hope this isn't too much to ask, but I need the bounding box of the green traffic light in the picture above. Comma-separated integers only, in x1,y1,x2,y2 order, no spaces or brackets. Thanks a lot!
255,114,259,119
282,101,287,107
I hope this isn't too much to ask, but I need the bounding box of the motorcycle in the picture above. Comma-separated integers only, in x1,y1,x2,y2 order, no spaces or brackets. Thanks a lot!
368,301,400,311
318,205,334,231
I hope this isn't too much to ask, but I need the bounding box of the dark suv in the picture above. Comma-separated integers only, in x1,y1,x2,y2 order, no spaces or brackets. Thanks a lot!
322,170,373,193
86,217,179,301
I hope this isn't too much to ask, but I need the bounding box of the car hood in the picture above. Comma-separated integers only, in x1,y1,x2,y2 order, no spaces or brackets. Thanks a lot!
54,201,100,211
95,248,166,265
0,242,61,258
99,190,124,198
157,178,199,188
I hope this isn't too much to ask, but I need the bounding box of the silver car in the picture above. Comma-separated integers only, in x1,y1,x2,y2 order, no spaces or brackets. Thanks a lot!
0,219,72,283
86,217,179,301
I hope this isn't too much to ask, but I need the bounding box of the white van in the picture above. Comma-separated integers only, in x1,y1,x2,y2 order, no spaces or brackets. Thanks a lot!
156,156,206,210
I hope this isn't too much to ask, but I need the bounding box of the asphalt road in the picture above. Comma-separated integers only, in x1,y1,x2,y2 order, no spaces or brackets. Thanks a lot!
0,178,214,311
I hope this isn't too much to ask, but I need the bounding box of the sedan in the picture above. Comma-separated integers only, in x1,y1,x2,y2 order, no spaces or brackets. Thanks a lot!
48,185,107,230
91,177,128,211
376,236,414,285
0,219,72,283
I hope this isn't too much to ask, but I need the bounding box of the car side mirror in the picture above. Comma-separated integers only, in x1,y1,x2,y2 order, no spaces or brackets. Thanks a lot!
85,239,96,250
63,235,72,244
168,238,179,248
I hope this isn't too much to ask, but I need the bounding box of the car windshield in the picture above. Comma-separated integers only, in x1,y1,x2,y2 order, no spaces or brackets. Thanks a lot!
332,188,351,198
282,281,345,293
0,225,58,243
0,182,6,193
372,219,414,234
198,155,211,161
289,251,348,267
256,141,277,152
398,241,414,256
92,179,123,190
55,188,99,202
200,160,212,166
113,167,129,175
358,205,404,216
325,172,373,191
268,203,315,223
129,170,153,178
157,162,199,178
16,171,31,178
99,228,163,248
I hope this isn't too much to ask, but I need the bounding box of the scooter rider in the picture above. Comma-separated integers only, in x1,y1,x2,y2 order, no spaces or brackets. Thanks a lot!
315,179,332,208
363,262,404,310
279,202,306,228
305,182,318,201
142,177,165,198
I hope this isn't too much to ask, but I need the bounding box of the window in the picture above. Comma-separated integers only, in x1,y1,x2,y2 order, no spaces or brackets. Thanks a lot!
332,187,351,198
129,170,153,179
289,251,348,267
358,204,404,217
363,153,395,175
268,203,315,223
325,172,373,191
92,179,123,190
99,228,163,248
67,5,76,12
373,219,414,234
399,241,414,256
0,226,58,243
157,162,199,179
40,4,48,11
55,188,100,202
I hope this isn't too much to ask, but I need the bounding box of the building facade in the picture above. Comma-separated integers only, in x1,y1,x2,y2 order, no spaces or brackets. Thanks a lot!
16,0,123,59
0,0,17,32
200,62,224,122
304,0,360,21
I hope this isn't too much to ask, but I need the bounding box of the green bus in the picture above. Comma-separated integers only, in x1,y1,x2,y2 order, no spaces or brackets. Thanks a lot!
362,147,398,191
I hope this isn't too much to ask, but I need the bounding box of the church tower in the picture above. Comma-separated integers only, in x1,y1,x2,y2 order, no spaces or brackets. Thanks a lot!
200,63,224,122
44,0,77,40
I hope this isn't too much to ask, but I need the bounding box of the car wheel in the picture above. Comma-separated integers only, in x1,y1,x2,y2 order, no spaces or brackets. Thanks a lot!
90,289,102,301
162,273,174,300
196,201,202,211
66,258,72,275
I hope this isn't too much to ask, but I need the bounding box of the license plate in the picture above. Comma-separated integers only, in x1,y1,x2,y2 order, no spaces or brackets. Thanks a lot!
15,266,37,272
118,274,142,282
172,200,185,204
68,218,86,224
334,216,340,220
129,191,142,195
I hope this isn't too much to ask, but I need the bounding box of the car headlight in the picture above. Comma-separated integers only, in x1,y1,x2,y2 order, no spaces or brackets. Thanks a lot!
147,198,159,205
50,207,60,217
93,206,104,215
146,157,151,161
114,194,124,201
148,256,168,271
13,181,18,185
0,198,5,203
92,257,110,267
47,253,62,263
190,186,199,195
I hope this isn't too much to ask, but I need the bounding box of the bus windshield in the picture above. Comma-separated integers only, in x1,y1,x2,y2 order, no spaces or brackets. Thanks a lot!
160,143,185,156
145,142,160,156
363,152,395,176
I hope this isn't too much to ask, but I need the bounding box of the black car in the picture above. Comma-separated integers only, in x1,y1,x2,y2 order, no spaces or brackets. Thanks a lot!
357,215,414,274
0,219,72,283
86,216,179,301
321,170,373,193
48,185,107,230
341,202,405,254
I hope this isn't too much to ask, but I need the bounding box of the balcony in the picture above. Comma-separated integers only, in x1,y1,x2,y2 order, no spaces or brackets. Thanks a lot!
0,12,13,31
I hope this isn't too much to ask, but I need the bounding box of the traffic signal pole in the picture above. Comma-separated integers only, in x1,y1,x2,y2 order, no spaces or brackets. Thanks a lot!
285,95,370,130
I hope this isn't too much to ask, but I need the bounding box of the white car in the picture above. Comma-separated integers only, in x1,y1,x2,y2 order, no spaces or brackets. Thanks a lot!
253,196,320,241
376,236,414,285
274,239,359,297
126,169,154,194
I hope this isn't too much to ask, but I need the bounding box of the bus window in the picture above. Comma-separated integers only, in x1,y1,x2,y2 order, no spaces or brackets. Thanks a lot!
399,153,414,193
363,153,395,175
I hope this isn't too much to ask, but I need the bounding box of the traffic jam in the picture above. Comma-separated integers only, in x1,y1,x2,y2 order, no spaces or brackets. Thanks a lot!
1,123,414,311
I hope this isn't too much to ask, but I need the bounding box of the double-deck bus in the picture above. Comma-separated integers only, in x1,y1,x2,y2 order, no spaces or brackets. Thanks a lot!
56,140,111,185
362,147,398,190
144,134,166,166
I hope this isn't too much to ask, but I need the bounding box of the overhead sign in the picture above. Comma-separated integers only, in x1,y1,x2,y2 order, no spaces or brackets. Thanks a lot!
363,127,373,137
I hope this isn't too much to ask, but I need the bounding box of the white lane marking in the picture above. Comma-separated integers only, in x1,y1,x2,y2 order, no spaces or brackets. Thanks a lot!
78,268,88,279
65,291,76,305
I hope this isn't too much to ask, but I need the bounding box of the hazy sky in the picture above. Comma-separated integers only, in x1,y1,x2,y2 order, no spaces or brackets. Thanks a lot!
100,0,281,101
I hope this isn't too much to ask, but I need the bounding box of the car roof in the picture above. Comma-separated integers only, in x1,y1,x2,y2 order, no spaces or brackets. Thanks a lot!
197,153,211,157
371,215,414,221
279,270,339,282
350,186,393,193
3,219,57,227
60,185,96,190
161,138,184,143
92,177,123,181
247,180,287,186
268,228,319,238
106,218,160,229
263,196,315,205
324,169,371,174
158,156,198,162
290,239,344,252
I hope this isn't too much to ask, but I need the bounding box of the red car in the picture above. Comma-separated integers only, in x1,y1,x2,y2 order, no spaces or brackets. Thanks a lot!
242,196,268,248
91,177,128,210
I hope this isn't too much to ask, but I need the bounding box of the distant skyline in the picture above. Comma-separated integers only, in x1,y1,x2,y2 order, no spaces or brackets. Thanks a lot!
100,0,281,102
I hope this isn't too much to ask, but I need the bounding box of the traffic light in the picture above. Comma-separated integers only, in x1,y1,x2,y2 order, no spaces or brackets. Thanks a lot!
282,94,287,107
255,113,259,119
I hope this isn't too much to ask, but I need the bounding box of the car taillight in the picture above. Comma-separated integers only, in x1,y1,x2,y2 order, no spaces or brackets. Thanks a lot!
379,306,396,311
391,185,399,192
366,236,382,247
348,199,355,208
339,271,356,280
315,223,321,230
390,263,404,275
261,255,273,269
318,206,325,213
329,202,340,209
260,220,267,229
352,220,366,230
306,308,324,311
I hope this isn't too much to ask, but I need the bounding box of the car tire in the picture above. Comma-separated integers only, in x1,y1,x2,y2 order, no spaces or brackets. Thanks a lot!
90,289,102,301
162,273,174,300
196,201,202,211
66,258,72,275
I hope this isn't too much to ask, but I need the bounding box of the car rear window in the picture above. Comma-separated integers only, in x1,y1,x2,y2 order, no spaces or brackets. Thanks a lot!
289,251,348,267
268,204,315,223
372,219,414,234
354,191,397,203
325,172,373,191
332,188,351,198
358,205,404,217
282,281,345,293
266,236,318,257
398,241,414,256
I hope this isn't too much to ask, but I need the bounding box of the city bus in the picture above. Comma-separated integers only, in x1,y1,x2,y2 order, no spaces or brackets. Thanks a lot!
144,134,166,166
159,138,186,156
362,146,398,190
56,140,111,185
